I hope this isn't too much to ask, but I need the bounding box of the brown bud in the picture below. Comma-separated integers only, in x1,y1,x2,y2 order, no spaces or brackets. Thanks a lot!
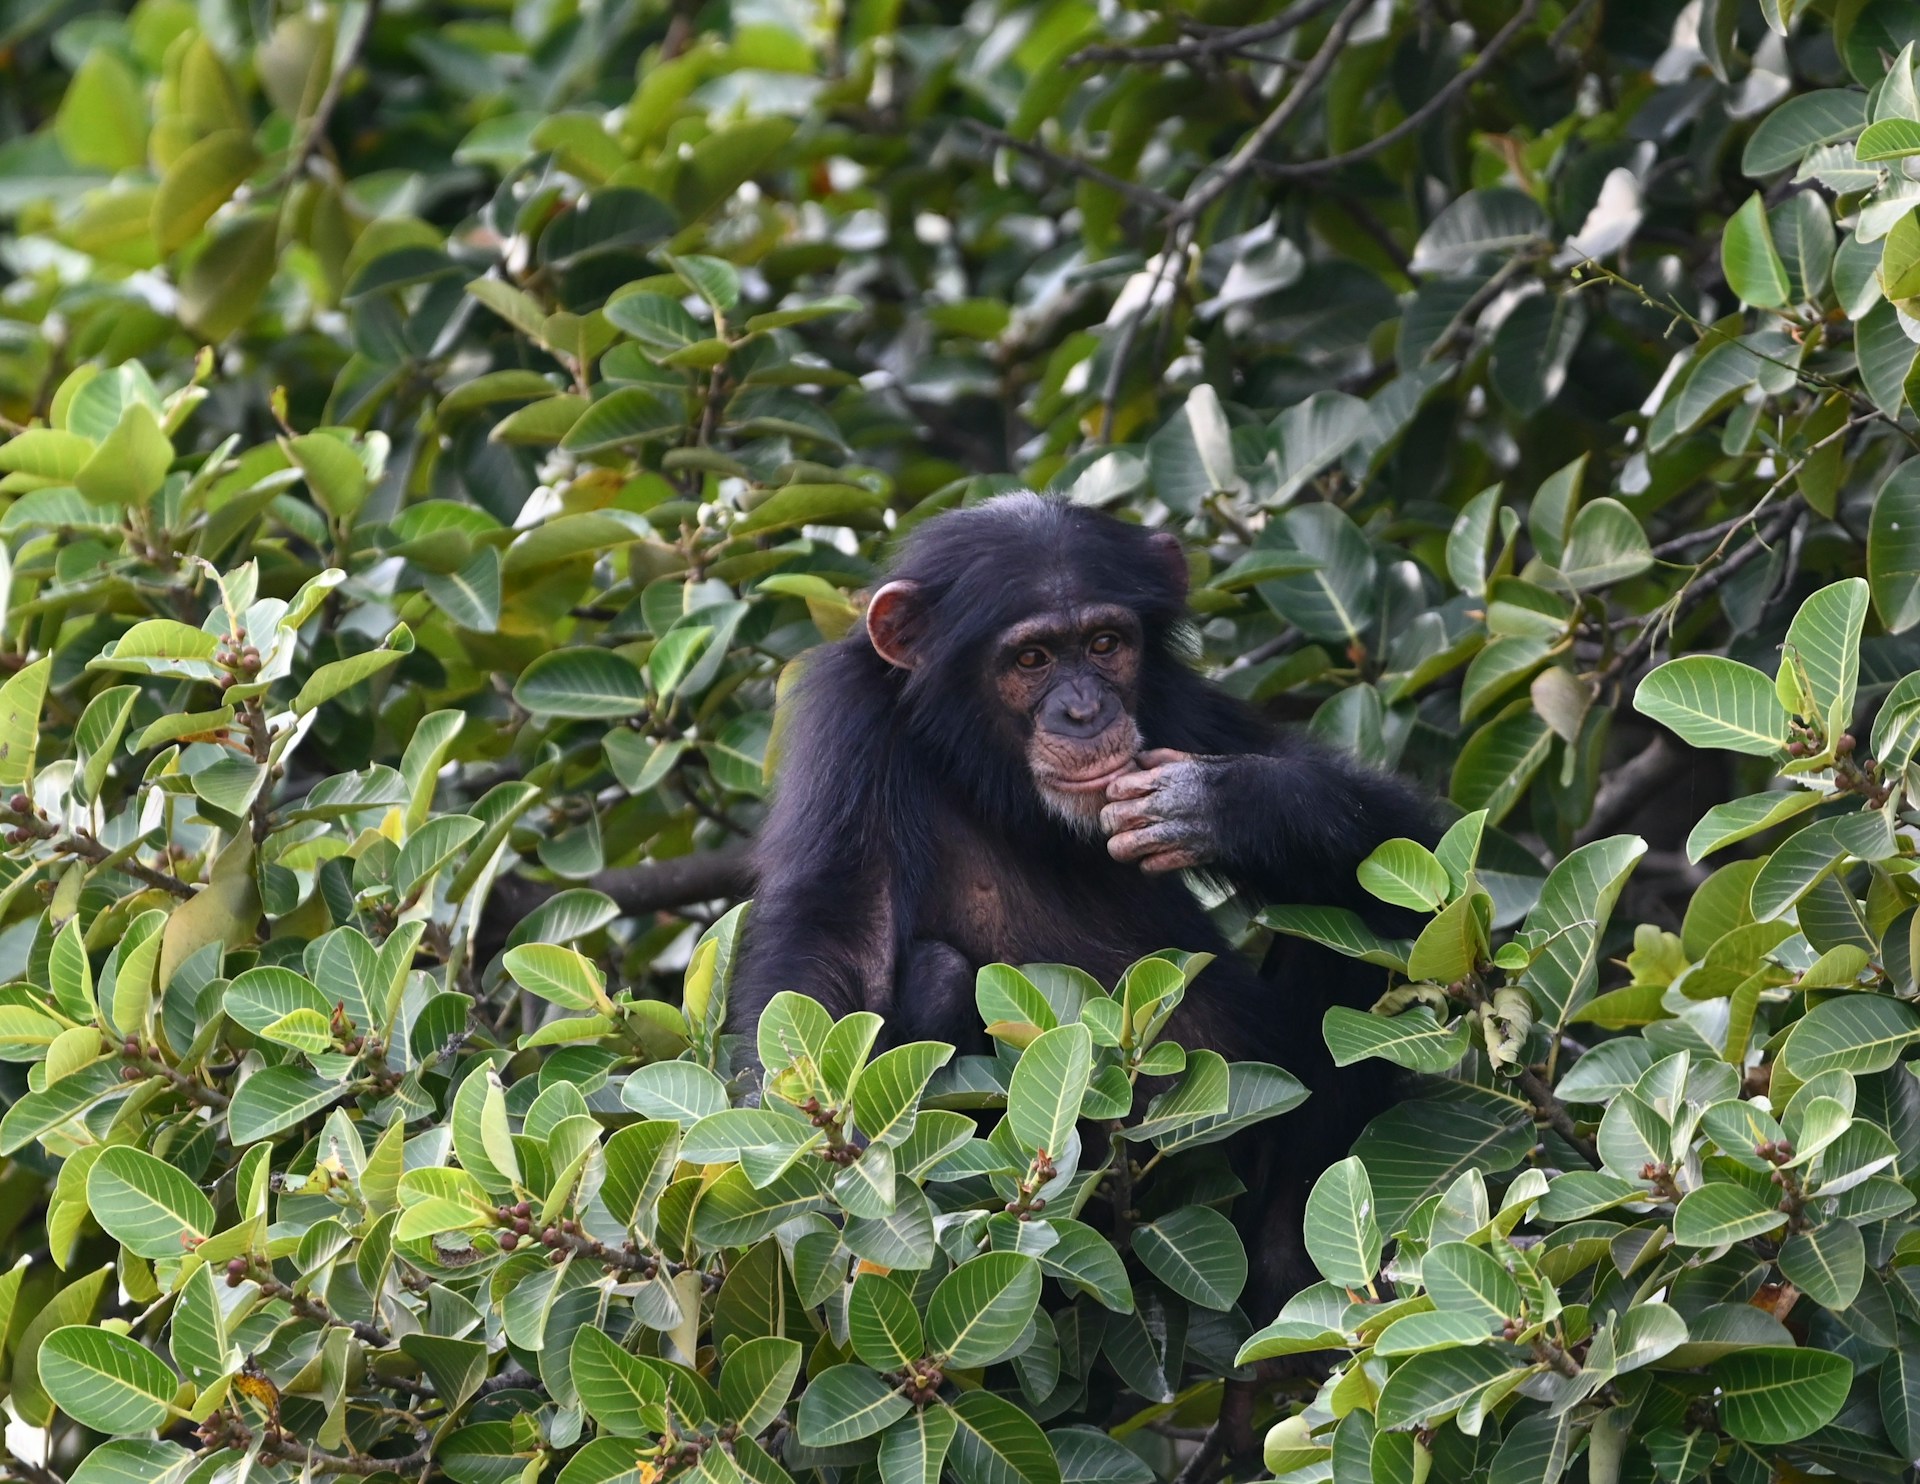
514,1217,530,1235
1838,734,1856,755
7,795,27,813
122,1038,142,1059
121,1066,143,1082
228,1257,249,1277
513,1201,531,1218
1770,1170,1786,1185
500,1231,519,1250
542,1227,560,1247
1755,1140,1774,1159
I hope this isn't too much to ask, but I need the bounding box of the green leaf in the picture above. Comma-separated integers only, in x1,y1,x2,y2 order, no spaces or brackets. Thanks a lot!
1721,193,1792,307
849,1272,924,1370
1132,1205,1246,1311
1742,89,1867,175
1781,992,1920,1077
1870,458,1920,633
720,1337,804,1436
86,1146,215,1259
1356,838,1449,911
39,1325,176,1434
561,388,683,451
1409,188,1548,273
55,50,147,169
1556,498,1652,589
74,404,174,507
0,657,51,789
1375,1346,1519,1430
1633,656,1787,754
926,1253,1042,1367
1423,1240,1522,1321
795,1363,910,1446
1302,1156,1379,1287
227,1064,341,1144
1778,1221,1866,1309
879,1407,959,1484
851,1041,952,1147
503,943,610,1012
1672,1182,1787,1246
1857,117,1920,160
571,1327,668,1436
1782,577,1869,740
1322,1006,1471,1073
1710,1347,1852,1443
1684,790,1825,863
286,433,370,524
153,130,261,253
1006,1021,1091,1158
1522,834,1647,1032
948,1389,1062,1484
513,647,648,718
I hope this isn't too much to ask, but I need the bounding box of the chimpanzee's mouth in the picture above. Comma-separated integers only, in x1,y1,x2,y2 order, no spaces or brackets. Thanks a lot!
1045,763,1136,795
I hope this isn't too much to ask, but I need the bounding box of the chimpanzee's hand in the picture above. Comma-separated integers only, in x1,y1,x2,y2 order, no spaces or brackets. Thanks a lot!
1100,749,1223,874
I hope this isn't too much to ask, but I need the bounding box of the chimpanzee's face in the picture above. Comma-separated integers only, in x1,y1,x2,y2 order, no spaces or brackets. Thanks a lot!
991,604,1143,831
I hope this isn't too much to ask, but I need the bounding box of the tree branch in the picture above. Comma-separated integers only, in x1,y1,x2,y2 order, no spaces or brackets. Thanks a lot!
959,120,1178,214
1067,0,1340,66
1516,1067,1601,1169
1172,0,1373,225
1251,0,1543,181
267,0,382,193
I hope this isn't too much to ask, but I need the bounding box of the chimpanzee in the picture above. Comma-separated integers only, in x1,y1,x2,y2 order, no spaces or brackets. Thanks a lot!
729,493,1432,1309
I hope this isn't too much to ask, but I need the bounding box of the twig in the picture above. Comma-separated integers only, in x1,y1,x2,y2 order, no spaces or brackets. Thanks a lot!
255,1268,392,1347
132,1054,231,1108
1067,0,1340,65
959,120,1178,214
267,0,382,193
1172,0,1373,225
1252,0,1543,180
57,833,196,899
259,1440,431,1478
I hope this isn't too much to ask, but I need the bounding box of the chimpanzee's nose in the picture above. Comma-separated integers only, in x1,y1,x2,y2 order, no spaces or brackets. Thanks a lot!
1064,694,1097,723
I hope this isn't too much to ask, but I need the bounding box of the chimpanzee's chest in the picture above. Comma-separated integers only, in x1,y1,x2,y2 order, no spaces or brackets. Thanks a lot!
915,815,1215,985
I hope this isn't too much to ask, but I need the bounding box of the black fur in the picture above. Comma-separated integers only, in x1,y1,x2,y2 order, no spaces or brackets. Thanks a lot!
730,494,1431,1309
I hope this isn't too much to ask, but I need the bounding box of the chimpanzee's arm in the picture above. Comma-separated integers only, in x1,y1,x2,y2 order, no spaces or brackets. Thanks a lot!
726,852,908,1053
1101,731,1431,909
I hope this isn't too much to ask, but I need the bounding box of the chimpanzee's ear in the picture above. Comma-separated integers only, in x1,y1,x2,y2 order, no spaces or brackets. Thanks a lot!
1147,531,1190,601
865,580,926,669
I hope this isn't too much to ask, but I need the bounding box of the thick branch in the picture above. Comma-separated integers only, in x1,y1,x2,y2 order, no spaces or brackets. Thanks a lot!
478,841,754,964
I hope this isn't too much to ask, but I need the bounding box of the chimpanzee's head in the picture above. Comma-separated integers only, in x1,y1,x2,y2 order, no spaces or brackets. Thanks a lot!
859,494,1190,832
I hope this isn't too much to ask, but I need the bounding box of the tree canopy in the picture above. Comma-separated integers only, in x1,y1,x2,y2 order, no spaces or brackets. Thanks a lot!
3,1,1920,1482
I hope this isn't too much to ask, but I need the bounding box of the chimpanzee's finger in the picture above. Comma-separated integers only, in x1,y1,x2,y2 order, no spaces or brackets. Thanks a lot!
1106,822,1186,863
1135,748,1191,769
1106,765,1170,800
1100,799,1158,835
1138,847,1202,874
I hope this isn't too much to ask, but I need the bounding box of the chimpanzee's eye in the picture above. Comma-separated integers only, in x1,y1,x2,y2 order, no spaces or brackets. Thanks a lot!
1088,632,1120,656
1015,647,1049,670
